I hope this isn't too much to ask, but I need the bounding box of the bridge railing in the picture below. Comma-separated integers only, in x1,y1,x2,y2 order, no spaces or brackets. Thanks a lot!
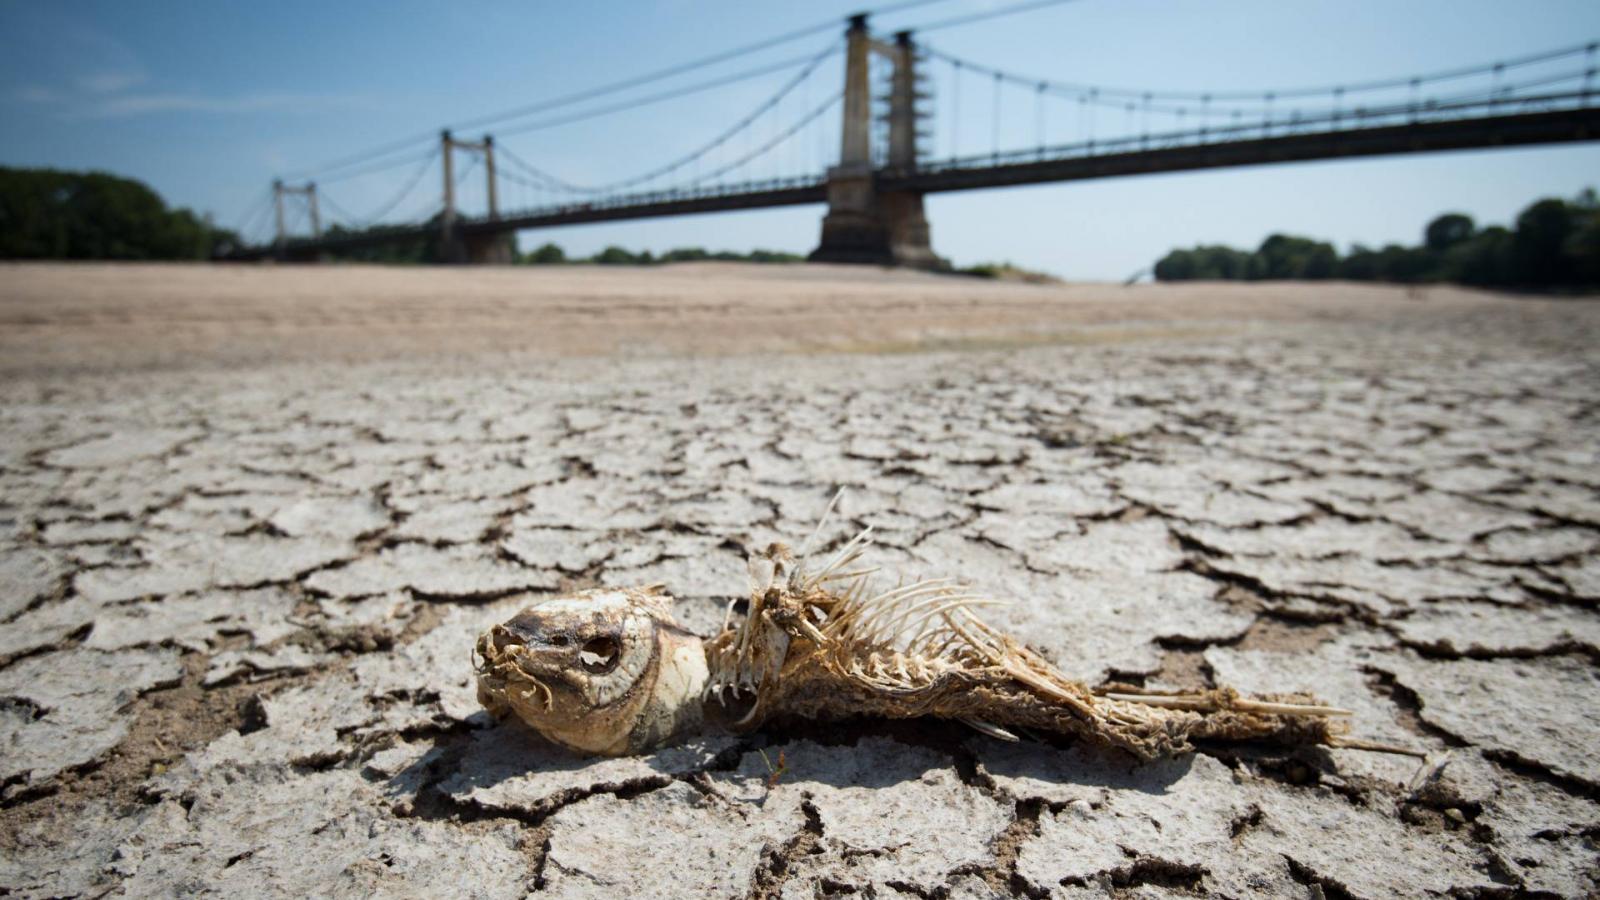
460,172,828,229
897,89,1596,178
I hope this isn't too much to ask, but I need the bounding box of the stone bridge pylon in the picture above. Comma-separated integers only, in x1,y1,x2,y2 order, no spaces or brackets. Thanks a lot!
441,131,516,264
809,15,943,269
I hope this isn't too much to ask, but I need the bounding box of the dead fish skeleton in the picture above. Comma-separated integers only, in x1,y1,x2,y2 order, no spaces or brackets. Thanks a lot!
475,514,1410,759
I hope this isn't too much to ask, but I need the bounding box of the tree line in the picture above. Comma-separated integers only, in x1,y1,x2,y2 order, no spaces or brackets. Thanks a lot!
1154,189,1600,289
277,229,805,266
0,166,804,266
0,167,239,260
9,163,1596,289
517,242,802,265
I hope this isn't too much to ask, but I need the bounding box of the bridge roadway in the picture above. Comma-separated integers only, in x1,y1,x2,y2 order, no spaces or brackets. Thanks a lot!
234,103,1600,261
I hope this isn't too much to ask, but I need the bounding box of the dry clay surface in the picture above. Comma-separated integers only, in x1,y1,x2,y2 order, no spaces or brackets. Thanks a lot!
0,260,1564,375
2,263,1599,898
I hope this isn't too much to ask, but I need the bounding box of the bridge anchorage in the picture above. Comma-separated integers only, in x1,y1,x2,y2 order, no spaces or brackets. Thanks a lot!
811,16,942,269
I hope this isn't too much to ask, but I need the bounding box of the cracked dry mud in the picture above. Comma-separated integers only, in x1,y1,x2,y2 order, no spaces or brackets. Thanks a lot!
2,263,1599,898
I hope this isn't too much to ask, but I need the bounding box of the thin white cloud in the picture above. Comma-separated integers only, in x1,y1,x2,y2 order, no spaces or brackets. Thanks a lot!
0,11,365,120
12,85,62,103
77,70,146,95
60,90,373,119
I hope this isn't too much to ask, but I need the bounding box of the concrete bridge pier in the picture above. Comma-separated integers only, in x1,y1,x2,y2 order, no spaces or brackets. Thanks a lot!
879,189,938,268
811,163,891,264
437,229,514,265
811,179,939,269
279,246,325,264
809,19,942,269
462,231,515,264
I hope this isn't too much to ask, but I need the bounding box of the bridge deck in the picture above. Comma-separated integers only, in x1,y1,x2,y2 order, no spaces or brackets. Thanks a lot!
887,106,1600,194
231,104,1600,260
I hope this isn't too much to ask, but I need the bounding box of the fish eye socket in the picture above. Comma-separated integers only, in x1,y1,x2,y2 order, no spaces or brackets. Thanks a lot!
579,636,621,674
490,627,523,653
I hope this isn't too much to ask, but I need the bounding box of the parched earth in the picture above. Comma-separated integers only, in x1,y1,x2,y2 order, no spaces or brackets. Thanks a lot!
1,263,1598,897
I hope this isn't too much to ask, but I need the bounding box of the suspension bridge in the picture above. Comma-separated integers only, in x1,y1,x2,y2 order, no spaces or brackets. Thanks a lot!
225,4,1600,268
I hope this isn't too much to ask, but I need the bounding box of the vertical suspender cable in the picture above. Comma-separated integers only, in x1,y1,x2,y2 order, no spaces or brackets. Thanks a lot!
951,59,962,160
1141,91,1150,148
1086,87,1096,149
1583,44,1596,106
991,71,1002,160
1035,82,1046,156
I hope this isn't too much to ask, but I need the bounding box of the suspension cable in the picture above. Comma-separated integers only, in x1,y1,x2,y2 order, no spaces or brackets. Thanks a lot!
494,48,835,141
319,149,440,228
453,153,482,189
448,0,951,136
686,92,841,186
904,0,1085,34
236,191,277,244
492,86,835,210
277,0,960,182
925,82,1593,171
314,145,441,186
497,150,589,194
228,188,274,239
497,42,840,195
315,192,360,229
925,52,1596,122
923,39,1599,108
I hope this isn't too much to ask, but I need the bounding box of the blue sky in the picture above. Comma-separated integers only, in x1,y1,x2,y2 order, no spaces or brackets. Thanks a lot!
2,0,1598,279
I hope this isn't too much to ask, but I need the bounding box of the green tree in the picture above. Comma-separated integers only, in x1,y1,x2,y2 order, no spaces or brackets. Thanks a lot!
1190,245,1251,279
1254,234,1338,280
1301,243,1337,279
1441,226,1513,287
1373,244,1435,283
1563,214,1600,286
1423,213,1475,253
1151,187,1599,291
660,247,710,262
1152,249,1197,281
1558,189,1599,286
591,245,640,265
747,249,802,263
1510,197,1575,286
1156,242,1309,281
0,166,234,260
1337,245,1382,280
523,242,566,264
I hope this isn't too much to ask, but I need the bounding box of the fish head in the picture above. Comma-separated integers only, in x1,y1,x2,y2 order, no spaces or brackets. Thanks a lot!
474,587,706,756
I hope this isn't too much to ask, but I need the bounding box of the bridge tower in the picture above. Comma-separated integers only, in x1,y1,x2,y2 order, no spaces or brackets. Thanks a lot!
272,179,322,261
809,16,941,269
440,130,515,264
273,179,321,244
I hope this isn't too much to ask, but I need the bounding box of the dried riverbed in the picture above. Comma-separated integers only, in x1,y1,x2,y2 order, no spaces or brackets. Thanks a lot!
2,262,1597,897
